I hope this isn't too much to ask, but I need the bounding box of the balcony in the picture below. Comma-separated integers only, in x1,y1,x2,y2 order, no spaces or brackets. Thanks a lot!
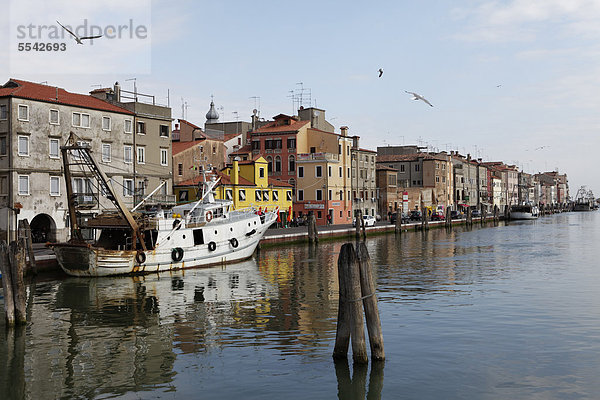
297,153,339,162
72,193,97,209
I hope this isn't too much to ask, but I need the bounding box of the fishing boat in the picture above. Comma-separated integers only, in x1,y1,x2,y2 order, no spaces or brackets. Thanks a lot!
49,133,278,277
509,203,539,220
573,186,595,212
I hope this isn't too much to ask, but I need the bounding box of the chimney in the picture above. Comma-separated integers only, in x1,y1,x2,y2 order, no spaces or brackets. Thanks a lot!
232,158,239,185
114,81,121,102
175,123,179,130
467,153,471,161
340,126,348,137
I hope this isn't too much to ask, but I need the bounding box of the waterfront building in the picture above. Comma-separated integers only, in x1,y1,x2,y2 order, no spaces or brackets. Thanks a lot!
0,78,139,242
450,152,479,211
172,119,227,187
173,157,293,221
350,133,378,218
376,165,399,217
240,108,352,226
90,82,174,206
376,150,453,213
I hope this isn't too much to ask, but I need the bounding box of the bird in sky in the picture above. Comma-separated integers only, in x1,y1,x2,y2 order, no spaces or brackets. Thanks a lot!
405,91,433,107
56,21,103,44
378,68,384,77
496,84,502,88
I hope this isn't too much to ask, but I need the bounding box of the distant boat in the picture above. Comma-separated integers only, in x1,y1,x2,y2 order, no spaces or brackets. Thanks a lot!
509,204,539,220
573,186,595,212
50,133,278,277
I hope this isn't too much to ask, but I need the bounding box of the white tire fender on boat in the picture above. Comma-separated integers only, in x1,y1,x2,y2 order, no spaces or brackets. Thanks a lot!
205,210,213,222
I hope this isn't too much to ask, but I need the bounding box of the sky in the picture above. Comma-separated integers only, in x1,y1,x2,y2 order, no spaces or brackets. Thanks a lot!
1,0,599,198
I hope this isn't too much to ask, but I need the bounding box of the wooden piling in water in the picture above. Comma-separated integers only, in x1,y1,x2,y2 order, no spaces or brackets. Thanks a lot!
333,243,368,364
480,204,485,225
356,242,385,361
1,239,27,326
307,213,318,244
445,207,452,228
466,207,472,226
1,241,16,326
394,210,402,234
355,210,362,241
17,219,36,275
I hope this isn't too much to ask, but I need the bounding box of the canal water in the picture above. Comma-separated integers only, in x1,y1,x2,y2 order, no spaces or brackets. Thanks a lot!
2,212,600,399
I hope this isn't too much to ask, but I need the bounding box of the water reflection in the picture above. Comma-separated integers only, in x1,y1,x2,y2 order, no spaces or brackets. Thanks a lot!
334,359,384,400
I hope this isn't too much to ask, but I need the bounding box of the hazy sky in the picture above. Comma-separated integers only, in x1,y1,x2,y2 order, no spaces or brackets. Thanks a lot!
2,0,599,196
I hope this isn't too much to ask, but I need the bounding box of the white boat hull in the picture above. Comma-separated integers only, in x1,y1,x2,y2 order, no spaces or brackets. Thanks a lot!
509,211,538,220
53,212,276,277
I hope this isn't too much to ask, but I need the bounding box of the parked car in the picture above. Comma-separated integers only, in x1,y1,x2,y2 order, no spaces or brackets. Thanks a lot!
409,210,422,221
450,210,464,220
471,209,482,218
431,211,445,221
352,215,376,227
390,212,410,225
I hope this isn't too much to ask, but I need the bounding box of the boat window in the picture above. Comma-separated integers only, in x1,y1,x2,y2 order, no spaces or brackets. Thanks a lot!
193,229,204,245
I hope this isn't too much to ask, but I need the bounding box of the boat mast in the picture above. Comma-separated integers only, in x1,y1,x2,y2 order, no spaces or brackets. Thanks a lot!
62,133,147,251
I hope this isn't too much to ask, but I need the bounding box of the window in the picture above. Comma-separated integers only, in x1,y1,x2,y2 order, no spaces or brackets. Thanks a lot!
99,116,110,131
298,189,304,201
18,105,29,121
178,163,183,175
338,144,342,154
400,165,405,172
0,105,7,120
160,125,169,137
49,109,59,125
18,135,29,156
225,189,233,200
124,145,133,164
259,167,265,178
316,166,322,178
72,112,90,128
316,189,323,201
18,175,29,195
267,156,273,172
102,143,111,162
239,189,246,201
137,146,145,164
328,166,332,177
286,190,292,201
272,190,279,201
328,190,332,200
317,211,322,219
123,179,134,197
50,176,60,196
0,137,6,156
0,176,7,195
289,155,295,172
212,146,216,155
415,164,420,172
160,149,168,166
339,166,343,177
310,146,316,153
275,156,281,172
298,166,304,178
287,138,296,149
263,190,269,201
255,190,262,201
137,121,146,134
124,119,133,133
252,140,261,150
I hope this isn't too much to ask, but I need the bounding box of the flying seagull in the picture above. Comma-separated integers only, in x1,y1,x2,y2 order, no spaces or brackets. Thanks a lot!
405,91,433,107
378,68,384,78
56,21,103,44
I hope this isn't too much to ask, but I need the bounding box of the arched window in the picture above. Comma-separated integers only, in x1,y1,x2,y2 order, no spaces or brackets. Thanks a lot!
275,155,281,172
288,155,295,173
267,156,273,173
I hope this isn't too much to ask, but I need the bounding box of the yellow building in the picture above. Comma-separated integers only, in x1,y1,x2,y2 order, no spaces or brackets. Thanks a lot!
174,156,294,223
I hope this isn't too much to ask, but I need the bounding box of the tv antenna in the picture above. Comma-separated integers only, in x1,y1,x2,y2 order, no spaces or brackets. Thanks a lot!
249,96,261,117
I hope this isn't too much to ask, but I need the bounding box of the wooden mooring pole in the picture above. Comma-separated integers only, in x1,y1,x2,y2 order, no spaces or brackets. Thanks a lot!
394,210,402,234
17,219,36,275
307,212,319,244
333,242,384,363
1,239,28,326
445,207,452,228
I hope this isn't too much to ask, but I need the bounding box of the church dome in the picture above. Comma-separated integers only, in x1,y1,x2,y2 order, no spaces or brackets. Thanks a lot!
205,101,219,123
